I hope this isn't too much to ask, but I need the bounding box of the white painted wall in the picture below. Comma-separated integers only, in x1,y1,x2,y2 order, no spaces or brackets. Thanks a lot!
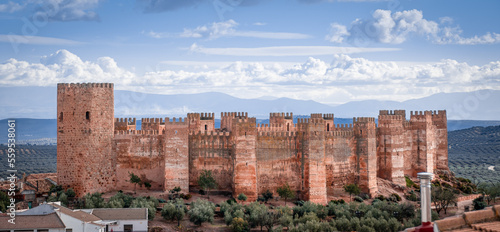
107,220,148,232
56,211,105,232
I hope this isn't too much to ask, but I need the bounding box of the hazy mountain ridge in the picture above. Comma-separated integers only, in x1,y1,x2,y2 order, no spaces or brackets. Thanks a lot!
0,87,499,120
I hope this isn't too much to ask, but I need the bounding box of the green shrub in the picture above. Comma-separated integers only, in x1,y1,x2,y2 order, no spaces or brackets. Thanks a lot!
389,193,401,202
231,217,250,232
131,197,157,220
473,196,487,210
161,198,187,226
237,193,247,202
405,176,414,188
262,189,273,202
188,199,215,225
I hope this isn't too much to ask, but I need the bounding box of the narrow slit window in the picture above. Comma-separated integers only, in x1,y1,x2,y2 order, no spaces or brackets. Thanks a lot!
205,125,208,131
59,112,63,122
86,111,90,120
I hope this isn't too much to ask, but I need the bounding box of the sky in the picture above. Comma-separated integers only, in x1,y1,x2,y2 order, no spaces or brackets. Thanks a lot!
0,0,499,105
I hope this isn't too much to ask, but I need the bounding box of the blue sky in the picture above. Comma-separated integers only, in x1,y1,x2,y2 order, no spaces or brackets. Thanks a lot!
0,0,499,105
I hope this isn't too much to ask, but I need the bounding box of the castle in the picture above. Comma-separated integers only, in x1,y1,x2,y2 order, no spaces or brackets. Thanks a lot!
56,83,448,204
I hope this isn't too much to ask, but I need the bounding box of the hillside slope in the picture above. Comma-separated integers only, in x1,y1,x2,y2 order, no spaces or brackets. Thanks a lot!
448,125,500,184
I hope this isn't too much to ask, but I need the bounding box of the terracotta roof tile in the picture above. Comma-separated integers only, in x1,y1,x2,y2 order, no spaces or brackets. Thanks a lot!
0,213,65,229
50,203,102,222
91,208,148,220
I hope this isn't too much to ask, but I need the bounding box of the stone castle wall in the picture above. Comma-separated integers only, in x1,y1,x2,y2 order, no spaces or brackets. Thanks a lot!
57,83,448,204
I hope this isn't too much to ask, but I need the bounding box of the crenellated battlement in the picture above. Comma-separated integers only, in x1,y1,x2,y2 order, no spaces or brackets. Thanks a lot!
310,113,322,118
141,118,165,124
431,110,446,118
188,113,215,120
269,112,293,119
353,117,376,123
322,113,334,120
115,118,137,125
165,117,188,125
114,130,161,135
190,131,231,137
410,110,436,116
325,130,354,137
57,83,113,89
379,110,406,116
378,114,405,121
258,131,298,137
221,112,248,118
309,118,324,124
334,123,353,130
297,118,309,124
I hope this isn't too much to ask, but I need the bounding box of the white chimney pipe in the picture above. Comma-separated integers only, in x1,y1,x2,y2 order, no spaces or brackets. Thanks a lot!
416,172,434,232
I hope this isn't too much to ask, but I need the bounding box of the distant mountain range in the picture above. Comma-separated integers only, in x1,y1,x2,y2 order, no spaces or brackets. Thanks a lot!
0,87,499,120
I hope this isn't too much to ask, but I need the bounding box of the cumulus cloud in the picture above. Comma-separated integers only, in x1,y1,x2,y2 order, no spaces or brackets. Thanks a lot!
1,50,499,104
327,9,500,45
1,0,102,21
0,50,135,86
147,20,311,40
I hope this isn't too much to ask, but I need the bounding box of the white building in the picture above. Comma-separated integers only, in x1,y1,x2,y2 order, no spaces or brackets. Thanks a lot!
10,202,148,232
90,208,148,232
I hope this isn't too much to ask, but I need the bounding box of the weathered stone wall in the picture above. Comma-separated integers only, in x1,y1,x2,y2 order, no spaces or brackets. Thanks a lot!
189,131,233,191
232,118,258,201
377,110,406,185
432,111,448,170
299,118,328,204
324,130,356,200
354,117,378,196
409,111,437,175
57,83,115,197
255,132,301,195
164,118,189,193
113,131,165,191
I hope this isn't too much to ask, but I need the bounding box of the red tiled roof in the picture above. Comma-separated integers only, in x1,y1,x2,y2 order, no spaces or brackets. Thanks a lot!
91,208,148,220
0,213,65,229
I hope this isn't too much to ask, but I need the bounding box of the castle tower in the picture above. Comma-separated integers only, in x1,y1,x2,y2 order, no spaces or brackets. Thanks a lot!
299,116,327,204
188,113,215,133
354,117,378,196
269,112,294,131
231,116,258,201
221,112,247,132
164,117,189,193
432,110,448,170
57,83,115,197
377,110,406,185
409,111,437,175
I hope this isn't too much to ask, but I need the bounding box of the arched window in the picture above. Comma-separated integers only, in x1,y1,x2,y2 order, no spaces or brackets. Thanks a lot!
205,125,208,131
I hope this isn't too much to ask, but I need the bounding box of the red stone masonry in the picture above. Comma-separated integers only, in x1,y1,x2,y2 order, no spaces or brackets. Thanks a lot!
57,83,448,202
